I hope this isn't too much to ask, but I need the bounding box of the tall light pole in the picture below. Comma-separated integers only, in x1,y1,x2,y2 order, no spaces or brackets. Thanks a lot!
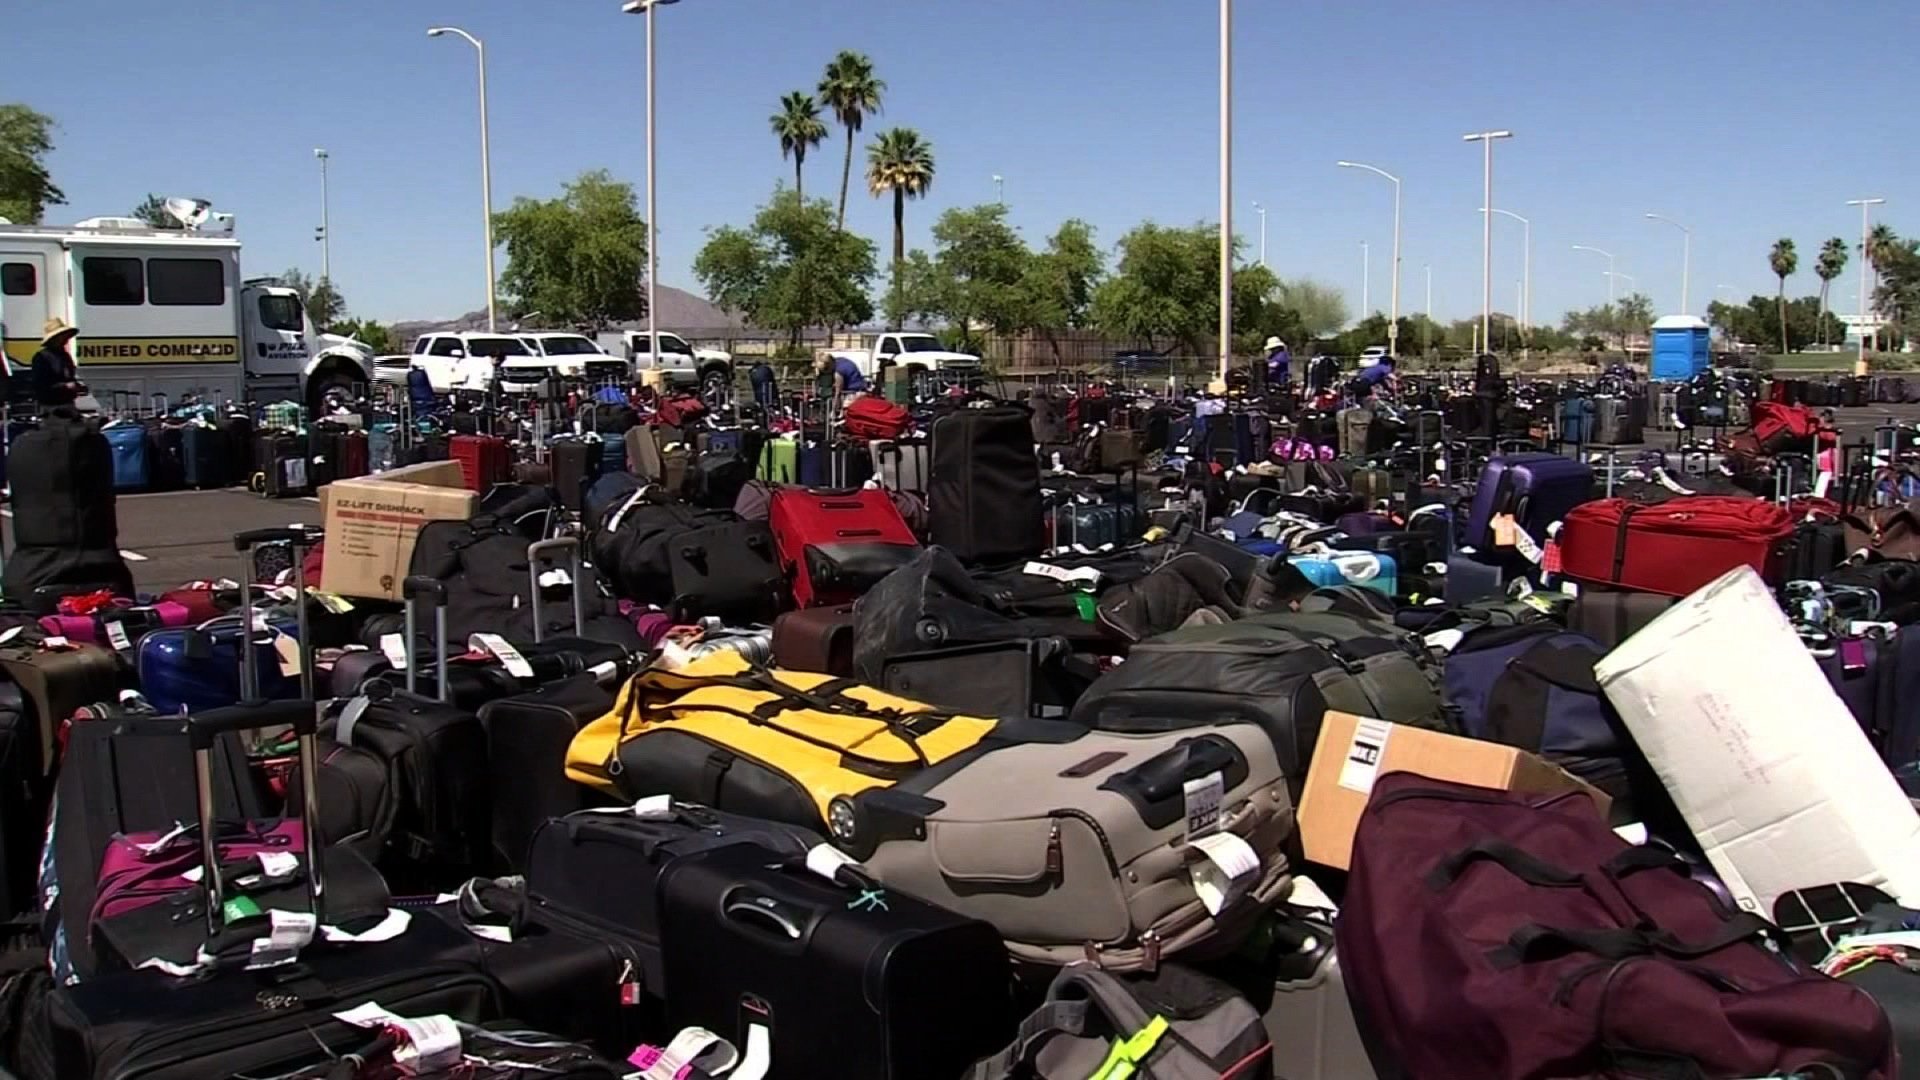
1360,240,1370,317
1423,262,1433,355
427,26,497,331
1215,0,1232,390
992,174,1004,206
1483,208,1530,355
1251,201,1267,267
313,148,331,284
1611,271,1636,293
623,0,682,362
1461,131,1512,352
1336,160,1402,355
1847,197,1886,372
1572,244,1616,305
1644,212,1691,315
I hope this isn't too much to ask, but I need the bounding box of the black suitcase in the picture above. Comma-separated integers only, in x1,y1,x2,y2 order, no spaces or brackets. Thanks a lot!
526,803,823,1003
658,842,1015,1079
549,437,603,512
6,411,118,551
40,910,498,1080
879,637,1091,720
1568,587,1677,651
666,520,785,624
477,673,618,872
1331,529,1437,573
0,680,46,921
255,432,310,497
929,406,1046,566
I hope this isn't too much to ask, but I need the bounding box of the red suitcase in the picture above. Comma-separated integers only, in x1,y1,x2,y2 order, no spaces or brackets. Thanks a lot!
1558,496,1795,598
768,488,920,608
451,434,510,493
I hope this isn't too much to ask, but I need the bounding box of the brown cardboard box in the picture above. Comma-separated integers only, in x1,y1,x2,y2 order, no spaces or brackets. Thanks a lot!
319,467,476,601
1297,711,1611,871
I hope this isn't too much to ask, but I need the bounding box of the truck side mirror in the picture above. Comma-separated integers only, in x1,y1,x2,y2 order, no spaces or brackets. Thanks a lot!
449,348,465,359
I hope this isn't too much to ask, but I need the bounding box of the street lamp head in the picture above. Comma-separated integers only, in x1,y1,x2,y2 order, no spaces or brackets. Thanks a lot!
1462,130,1513,141
426,26,447,35
1336,161,1355,168
622,0,681,11
313,148,327,159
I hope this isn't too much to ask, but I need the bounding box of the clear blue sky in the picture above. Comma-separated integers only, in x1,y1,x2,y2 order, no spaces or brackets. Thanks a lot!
9,0,1920,328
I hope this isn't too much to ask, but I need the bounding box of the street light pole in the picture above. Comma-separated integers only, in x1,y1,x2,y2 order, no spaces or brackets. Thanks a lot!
1483,208,1530,354
1216,0,1232,390
1644,213,1691,315
993,174,1004,206
1847,197,1886,372
624,0,683,363
1461,131,1512,353
1572,245,1615,305
1423,262,1432,355
1336,160,1402,355
427,26,497,330
313,148,331,283
1252,201,1267,267
1360,241,1370,317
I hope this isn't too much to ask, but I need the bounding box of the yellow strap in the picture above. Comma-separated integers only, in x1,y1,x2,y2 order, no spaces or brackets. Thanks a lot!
1088,1015,1169,1080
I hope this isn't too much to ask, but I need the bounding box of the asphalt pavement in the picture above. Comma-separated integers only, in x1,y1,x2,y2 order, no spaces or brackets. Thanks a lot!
6,401,1919,597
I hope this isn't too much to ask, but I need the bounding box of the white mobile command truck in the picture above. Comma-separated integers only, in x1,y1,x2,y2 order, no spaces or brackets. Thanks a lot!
0,199,373,413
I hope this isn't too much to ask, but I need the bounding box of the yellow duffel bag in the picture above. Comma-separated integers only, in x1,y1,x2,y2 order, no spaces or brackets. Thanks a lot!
566,652,1003,837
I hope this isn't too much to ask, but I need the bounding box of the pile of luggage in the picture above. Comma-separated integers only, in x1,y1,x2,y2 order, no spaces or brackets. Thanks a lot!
8,370,1920,1080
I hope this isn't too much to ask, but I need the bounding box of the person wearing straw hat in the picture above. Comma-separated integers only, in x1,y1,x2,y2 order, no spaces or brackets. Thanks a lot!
32,318,86,409
1263,336,1291,389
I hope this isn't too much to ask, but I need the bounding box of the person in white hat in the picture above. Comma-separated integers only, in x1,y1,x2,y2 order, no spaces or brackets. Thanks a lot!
33,318,86,409
1263,336,1291,389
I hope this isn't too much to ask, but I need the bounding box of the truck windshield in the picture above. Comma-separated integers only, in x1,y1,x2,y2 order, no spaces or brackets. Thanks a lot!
896,337,943,353
536,336,600,355
467,336,531,358
259,294,303,332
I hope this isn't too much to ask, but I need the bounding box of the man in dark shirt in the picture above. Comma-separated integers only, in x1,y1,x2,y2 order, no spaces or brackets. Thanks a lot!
32,318,84,409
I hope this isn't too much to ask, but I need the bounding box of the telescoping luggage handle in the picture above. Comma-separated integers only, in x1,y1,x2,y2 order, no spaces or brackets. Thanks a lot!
402,576,450,702
190,699,326,937
528,537,586,645
233,526,322,702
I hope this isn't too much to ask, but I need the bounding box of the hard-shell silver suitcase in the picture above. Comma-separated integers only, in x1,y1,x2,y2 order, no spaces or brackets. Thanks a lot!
1261,908,1383,1080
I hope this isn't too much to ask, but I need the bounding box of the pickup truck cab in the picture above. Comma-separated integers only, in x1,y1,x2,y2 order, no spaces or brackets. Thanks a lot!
830,332,982,388
609,330,733,404
378,331,542,395
516,332,630,385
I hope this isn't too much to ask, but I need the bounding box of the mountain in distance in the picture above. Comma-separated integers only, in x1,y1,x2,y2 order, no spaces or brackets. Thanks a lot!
389,283,743,341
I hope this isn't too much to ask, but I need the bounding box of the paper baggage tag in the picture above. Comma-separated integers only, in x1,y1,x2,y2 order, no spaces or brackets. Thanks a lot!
804,842,859,884
1337,718,1394,795
42,635,70,650
379,633,408,669
274,633,302,677
1184,772,1225,838
321,907,412,943
470,633,535,679
245,909,317,970
1511,523,1545,566
258,851,300,879
0,626,21,645
392,1015,463,1071
105,620,132,652
537,568,572,588
1490,513,1518,547
1022,561,1102,588
310,590,354,614
250,609,271,634
1188,832,1260,916
630,1027,741,1080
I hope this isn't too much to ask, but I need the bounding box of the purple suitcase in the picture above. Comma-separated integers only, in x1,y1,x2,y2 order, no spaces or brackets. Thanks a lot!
1462,452,1593,552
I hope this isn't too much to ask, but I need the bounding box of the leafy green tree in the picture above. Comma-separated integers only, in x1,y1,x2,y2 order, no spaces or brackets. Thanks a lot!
1769,238,1798,354
1275,278,1349,340
278,268,346,330
1018,220,1104,358
0,104,65,224
692,186,876,345
770,91,827,200
492,169,648,330
865,128,935,328
1090,223,1226,355
130,194,182,229
1617,293,1655,347
1872,232,1920,344
881,249,940,329
818,51,884,231
923,203,1031,346
1816,237,1849,347
333,318,394,353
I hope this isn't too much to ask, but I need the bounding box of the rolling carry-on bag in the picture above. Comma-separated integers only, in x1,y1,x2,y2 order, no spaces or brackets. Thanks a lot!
665,519,786,624
547,436,602,511
757,435,798,484
525,800,823,1004
0,680,45,921
177,423,229,489
452,433,510,492
768,487,920,608
100,424,148,492
477,672,618,872
658,841,1014,1080
1558,496,1795,597
255,432,310,498
1462,451,1594,553
845,722,1294,971
0,641,121,777
929,406,1046,566
1253,907,1381,1080
870,437,930,493
8,412,118,551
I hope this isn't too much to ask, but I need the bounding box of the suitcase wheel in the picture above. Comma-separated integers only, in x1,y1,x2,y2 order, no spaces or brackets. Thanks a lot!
249,471,267,495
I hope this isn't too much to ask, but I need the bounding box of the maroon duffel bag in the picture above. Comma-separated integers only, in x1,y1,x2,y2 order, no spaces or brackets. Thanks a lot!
1557,495,1794,597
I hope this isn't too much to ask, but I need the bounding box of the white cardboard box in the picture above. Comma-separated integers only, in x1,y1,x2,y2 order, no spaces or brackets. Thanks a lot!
1595,566,1920,917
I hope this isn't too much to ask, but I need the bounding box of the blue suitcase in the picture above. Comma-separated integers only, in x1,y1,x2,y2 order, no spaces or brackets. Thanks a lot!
103,424,149,491
368,422,398,472
1559,397,1593,445
797,441,828,488
597,432,627,476
135,615,300,714
1289,552,1397,597
1462,452,1593,555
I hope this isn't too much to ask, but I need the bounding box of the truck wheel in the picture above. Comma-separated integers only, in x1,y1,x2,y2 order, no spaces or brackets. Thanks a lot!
308,371,358,418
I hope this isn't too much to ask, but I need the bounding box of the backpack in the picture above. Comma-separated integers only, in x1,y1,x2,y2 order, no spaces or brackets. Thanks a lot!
966,964,1272,1080
1338,774,1897,1080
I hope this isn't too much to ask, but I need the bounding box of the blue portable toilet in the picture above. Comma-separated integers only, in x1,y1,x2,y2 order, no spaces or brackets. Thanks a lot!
1650,315,1711,381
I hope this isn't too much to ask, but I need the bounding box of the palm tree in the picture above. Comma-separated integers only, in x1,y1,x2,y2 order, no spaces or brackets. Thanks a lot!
1869,223,1899,350
1815,237,1848,348
866,127,935,328
1769,238,1798,354
769,91,828,199
818,51,885,231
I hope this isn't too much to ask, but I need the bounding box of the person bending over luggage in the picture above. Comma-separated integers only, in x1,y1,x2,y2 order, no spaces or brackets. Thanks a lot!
816,352,868,401
1351,354,1396,403
32,318,86,409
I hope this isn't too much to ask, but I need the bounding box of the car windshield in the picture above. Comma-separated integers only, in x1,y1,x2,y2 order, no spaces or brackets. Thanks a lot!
466,336,530,358
895,337,944,353
534,336,599,356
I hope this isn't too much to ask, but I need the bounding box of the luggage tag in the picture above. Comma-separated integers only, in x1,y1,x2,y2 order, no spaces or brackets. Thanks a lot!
1490,513,1518,547
470,634,535,679
379,633,408,669
1188,832,1260,916
247,909,316,971
104,619,133,652
1184,772,1224,838
274,633,302,678
309,590,354,615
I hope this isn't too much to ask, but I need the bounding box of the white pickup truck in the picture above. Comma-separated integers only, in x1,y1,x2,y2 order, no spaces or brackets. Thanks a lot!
828,332,982,385
604,330,733,402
